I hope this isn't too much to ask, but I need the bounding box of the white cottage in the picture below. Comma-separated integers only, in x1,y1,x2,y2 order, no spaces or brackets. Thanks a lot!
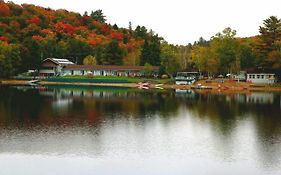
246,73,275,84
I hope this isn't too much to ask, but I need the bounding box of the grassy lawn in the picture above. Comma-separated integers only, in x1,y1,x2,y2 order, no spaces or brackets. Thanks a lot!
46,75,172,84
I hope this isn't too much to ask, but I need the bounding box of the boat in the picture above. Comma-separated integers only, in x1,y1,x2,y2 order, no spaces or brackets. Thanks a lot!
27,79,40,86
136,82,151,89
175,72,200,85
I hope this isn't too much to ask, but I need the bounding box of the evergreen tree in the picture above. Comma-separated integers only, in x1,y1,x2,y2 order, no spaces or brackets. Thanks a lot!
140,37,161,66
257,16,281,71
149,36,161,65
134,25,147,39
0,41,21,77
140,39,149,66
129,21,132,31
102,39,123,65
83,11,88,16
94,45,104,65
90,10,106,23
112,24,118,30
259,16,281,53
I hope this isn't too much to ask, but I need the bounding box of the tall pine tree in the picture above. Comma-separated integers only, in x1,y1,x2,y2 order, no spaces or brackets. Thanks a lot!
102,39,123,65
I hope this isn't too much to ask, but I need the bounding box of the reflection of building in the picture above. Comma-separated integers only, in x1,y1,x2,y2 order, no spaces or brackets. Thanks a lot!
175,89,197,99
246,73,275,84
234,94,246,103
246,93,274,104
39,58,159,77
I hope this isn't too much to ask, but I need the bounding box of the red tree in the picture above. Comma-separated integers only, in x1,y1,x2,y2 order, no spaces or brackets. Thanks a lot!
0,36,9,43
100,24,110,34
127,42,135,52
0,22,9,31
89,40,97,47
55,22,75,35
28,16,41,25
32,35,43,41
0,2,11,16
110,31,123,41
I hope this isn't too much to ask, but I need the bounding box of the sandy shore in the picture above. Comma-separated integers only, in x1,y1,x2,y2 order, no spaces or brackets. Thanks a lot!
1,79,281,92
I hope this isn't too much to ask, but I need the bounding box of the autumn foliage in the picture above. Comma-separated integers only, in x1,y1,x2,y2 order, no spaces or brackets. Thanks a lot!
0,36,9,43
110,31,123,41
28,15,41,25
0,2,11,16
32,35,43,41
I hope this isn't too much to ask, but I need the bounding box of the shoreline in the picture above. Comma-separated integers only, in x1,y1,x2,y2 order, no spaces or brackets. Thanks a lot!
1,79,281,92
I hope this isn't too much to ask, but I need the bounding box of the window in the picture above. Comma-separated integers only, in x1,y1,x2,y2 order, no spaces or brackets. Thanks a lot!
257,75,260,79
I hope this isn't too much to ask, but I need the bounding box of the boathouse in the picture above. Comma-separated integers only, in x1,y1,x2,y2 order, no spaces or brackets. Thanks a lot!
39,58,74,77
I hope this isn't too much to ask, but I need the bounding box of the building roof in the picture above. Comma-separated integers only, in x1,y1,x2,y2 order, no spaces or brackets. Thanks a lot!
43,58,74,66
245,68,275,74
64,65,160,71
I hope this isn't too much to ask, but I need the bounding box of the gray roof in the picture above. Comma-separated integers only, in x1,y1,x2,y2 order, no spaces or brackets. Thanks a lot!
43,58,74,65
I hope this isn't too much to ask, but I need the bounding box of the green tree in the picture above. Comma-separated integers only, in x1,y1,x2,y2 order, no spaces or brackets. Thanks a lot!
94,45,104,65
140,39,149,65
123,48,141,66
102,39,123,65
160,43,180,77
56,40,69,58
90,10,106,23
149,36,161,65
134,25,147,39
191,45,219,76
66,37,93,64
210,27,240,74
239,40,256,69
83,55,97,65
129,21,132,31
143,62,153,77
0,41,21,77
259,16,281,53
140,36,161,66
21,38,42,71
257,16,281,71
194,37,209,47
266,50,281,70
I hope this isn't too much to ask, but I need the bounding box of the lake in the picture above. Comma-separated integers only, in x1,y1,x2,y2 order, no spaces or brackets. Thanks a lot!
0,85,281,175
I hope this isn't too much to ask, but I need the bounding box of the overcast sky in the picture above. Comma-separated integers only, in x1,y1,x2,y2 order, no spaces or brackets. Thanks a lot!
10,0,281,45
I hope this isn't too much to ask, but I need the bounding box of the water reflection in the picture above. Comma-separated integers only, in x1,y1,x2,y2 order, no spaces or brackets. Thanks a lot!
0,85,281,174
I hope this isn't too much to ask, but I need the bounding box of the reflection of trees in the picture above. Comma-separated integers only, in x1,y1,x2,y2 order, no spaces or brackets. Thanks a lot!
186,91,281,168
0,86,182,127
186,92,281,137
0,86,42,126
1,86,281,168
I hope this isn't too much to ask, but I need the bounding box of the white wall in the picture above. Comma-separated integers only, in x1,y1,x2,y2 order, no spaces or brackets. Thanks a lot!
247,74,275,84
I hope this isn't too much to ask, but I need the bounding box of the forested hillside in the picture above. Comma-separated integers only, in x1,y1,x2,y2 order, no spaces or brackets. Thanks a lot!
0,1,164,77
0,1,280,79
189,18,281,78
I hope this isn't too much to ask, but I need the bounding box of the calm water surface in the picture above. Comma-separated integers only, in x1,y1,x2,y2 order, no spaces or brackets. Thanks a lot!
0,85,281,175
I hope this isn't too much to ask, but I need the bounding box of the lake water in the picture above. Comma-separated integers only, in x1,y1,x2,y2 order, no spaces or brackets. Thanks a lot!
0,85,281,175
